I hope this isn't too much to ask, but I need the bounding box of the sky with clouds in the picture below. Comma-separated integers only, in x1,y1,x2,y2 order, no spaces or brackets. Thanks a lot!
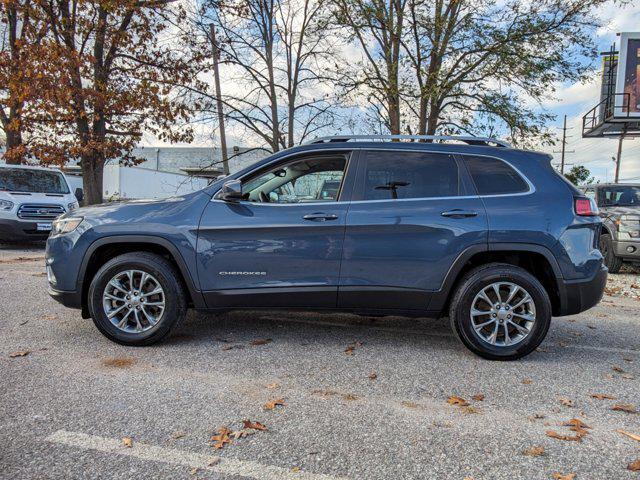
143,1,640,183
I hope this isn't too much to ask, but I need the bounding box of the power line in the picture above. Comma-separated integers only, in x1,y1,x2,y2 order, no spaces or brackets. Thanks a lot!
552,115,575,174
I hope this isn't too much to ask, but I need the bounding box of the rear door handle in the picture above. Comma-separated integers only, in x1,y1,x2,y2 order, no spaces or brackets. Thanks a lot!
303,213,339,222
441,209,478,218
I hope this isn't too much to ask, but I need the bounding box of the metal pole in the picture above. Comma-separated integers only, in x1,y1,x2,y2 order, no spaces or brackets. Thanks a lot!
209,24,229,175
560,115,567,174
614,125,626,183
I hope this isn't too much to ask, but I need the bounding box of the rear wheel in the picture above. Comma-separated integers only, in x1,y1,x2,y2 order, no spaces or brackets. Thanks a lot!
88,252,187,346
449,263,551,360
599,234,623,273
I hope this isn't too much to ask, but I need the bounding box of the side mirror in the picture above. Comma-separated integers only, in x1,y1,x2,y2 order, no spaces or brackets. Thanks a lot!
220,179,243,202
74,187,84,203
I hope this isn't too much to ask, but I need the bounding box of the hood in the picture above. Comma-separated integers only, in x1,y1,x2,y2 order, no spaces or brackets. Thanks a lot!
0,190,75,205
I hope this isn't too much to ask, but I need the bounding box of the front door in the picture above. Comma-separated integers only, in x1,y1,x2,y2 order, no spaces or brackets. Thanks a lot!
197,152,354,309
338,149,488,311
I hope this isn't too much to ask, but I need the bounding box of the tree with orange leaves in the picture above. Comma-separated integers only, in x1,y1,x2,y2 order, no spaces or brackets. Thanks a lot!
24,0,207,204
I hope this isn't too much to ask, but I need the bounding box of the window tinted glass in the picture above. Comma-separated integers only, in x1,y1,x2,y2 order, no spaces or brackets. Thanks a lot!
597,186,640,206
361,151,459,200
464,156,528,195
0,168,69,194
242,155,346,203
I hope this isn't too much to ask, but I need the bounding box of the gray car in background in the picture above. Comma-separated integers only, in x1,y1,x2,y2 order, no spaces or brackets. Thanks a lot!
582,183,640,272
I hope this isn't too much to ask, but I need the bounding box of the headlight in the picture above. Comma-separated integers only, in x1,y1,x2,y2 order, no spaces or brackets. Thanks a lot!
67,201,79,211
616,215,640,238
51,217,83,236
0,199,14,211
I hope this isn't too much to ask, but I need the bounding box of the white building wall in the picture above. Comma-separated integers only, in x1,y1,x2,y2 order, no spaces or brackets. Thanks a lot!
103,164,209,200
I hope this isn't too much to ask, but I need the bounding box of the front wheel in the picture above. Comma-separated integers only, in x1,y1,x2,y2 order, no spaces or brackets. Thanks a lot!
88,252,187,346
449,263,552,361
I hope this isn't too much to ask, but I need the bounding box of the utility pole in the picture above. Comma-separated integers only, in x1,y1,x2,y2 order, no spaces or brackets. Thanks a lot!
554,115,575,175
209,24,229,175
614,125,627,184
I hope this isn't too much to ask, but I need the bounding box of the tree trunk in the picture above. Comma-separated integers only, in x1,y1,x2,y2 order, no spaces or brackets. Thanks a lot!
81,154,104,205
3,124,24,164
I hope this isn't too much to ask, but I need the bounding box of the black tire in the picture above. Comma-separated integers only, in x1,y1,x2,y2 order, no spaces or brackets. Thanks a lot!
88,252,187,346
448,263,552,361
599,234,623,274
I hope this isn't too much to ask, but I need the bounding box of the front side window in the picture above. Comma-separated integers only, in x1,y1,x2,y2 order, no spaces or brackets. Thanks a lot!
464,155,529,195
359,151,459,200
241,155,347,203
597,186,640,206
0,168,70,194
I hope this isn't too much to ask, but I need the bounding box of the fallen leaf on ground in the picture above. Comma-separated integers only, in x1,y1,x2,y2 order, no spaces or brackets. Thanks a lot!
41,314,57,321
472,394,485,401
211,427,232,449
172,431,186,439
613,366,626,373
559,397,575,407
291,467,301,473
587,325,596,329
242,420,267,431
231,428,257,439
612,404,637,414
461,405,482,415
250,339,272,346
563,418,591,430
546,430,584,442
623,357,634,362
522,378,533,385
312,389,358,401
189,467,198,475
447,395,469,407
401,401,418,409
590,393,616,400
621,374,635,380
617,430,640,442
522,446,545,457
344,341,362,355
122,437,133,448
552,473,576,480
9,350,30,358
221,344,244,351
265,383,279,389
368,373,377,380
264,398,285,410
102,358,135,368
628,460,640,471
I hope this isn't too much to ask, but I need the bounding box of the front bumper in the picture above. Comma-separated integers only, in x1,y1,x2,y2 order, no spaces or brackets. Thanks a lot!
556,265,608,316
48,286,82,310
613,239,640,260
0,218,51,241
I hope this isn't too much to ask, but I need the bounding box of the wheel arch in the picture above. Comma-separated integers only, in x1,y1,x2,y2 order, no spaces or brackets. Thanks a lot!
78,235,205,317
431,243,562,316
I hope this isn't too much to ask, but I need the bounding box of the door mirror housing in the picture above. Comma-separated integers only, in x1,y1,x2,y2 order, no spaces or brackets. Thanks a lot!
74,187,84,203
220,179,243,202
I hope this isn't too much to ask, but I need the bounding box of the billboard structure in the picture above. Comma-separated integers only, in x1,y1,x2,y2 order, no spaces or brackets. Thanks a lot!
615,32,640,118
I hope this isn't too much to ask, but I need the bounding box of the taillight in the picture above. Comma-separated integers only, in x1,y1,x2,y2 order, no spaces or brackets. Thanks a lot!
575,197,598,216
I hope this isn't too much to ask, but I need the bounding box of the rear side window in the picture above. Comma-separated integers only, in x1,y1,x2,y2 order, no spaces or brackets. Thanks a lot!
464,155,529,195
360,151,459,200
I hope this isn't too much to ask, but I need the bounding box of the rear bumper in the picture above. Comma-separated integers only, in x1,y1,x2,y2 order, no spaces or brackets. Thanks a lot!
48,286,82,310
0,218,51,241
556,265,608,316
613,239,640,260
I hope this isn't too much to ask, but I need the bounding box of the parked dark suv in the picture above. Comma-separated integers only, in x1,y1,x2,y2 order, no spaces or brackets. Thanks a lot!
46,135,607,360
580,183,640,273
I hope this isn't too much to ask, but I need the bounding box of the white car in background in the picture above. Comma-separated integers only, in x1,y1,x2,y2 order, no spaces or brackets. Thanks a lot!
0,164,82,242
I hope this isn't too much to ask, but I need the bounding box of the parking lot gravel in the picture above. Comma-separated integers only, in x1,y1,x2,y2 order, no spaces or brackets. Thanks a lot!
1,243,639,480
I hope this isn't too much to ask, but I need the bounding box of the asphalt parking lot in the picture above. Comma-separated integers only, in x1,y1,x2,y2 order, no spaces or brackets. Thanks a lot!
1,244,639,480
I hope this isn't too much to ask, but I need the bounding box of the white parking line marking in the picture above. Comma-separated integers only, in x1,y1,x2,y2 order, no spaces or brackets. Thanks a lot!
46,430,348,480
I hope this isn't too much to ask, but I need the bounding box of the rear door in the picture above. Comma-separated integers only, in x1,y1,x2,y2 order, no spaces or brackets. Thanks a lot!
338,149,488,311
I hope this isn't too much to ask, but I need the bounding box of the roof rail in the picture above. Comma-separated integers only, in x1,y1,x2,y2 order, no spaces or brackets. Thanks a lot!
306,134,512,148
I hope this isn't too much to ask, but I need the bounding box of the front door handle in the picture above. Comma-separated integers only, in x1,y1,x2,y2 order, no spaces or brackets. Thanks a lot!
441,209,478,218
303,213,339,222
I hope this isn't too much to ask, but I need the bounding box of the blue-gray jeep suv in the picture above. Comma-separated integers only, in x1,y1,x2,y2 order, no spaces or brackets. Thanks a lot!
46,135,607,360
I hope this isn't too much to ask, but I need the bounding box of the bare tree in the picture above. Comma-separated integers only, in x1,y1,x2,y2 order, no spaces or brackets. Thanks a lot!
194,0,339,151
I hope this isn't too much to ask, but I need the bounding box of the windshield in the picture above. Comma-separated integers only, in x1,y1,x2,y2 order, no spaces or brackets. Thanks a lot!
0,168,70,194
598,186,640,207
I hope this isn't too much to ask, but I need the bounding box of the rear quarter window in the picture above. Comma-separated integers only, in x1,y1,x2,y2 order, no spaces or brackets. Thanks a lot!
464,155,529,195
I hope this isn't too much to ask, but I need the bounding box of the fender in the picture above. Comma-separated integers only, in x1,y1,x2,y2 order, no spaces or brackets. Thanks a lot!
78,234,206,309
428,242,562,313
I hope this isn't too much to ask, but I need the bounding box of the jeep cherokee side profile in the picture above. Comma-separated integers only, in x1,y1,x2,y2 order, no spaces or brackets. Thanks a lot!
46,135,607,360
